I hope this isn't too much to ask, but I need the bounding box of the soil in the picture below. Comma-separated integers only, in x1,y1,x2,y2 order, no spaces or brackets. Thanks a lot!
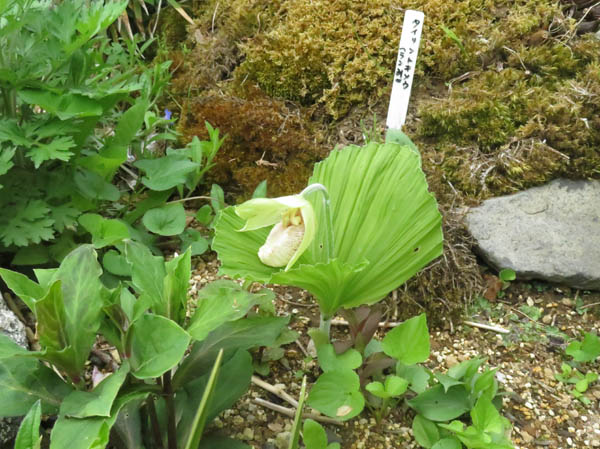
190,254,600,449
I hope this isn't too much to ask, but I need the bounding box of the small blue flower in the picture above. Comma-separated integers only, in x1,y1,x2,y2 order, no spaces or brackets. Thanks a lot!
164,109,172,120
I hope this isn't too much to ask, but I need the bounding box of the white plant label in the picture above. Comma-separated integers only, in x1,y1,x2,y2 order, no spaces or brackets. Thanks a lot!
386,10,424,130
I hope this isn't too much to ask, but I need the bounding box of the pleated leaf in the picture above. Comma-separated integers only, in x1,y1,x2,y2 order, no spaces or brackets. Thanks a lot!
213,142,442,315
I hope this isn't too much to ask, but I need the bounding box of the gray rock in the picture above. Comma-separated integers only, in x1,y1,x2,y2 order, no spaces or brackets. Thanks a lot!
466,179,600,290
0,295,28,447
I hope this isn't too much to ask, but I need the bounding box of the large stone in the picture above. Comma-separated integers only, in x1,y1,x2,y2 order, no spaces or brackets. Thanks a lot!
0,295,28,447
465,179,600,290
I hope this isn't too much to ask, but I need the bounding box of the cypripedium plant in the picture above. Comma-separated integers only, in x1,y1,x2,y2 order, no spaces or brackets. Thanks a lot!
213,141,443,334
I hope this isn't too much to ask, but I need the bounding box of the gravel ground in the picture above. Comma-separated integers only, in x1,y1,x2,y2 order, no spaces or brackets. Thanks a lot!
189,254,600,449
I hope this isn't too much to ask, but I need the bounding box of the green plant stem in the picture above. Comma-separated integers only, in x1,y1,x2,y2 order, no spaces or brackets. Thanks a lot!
319,312,331,338
167,195,212,204
1,87,17,118
147,396,165,449
163,370,177,449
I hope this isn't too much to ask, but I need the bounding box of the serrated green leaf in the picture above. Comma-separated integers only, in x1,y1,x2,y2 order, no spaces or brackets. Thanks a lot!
27,136,76,168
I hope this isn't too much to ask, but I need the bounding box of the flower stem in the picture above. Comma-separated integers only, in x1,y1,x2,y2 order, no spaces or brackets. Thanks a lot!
301,183,335,261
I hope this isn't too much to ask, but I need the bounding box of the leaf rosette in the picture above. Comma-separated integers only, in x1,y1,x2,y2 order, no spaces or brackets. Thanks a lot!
213,141,443,317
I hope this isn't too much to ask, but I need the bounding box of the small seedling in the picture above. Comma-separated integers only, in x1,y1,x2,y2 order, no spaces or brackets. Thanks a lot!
496,268,516,298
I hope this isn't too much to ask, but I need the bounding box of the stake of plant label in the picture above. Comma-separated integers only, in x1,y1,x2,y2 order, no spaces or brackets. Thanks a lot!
386,10,424,133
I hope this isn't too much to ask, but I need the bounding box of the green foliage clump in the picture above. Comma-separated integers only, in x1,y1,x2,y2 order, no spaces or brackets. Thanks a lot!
418,36,600,197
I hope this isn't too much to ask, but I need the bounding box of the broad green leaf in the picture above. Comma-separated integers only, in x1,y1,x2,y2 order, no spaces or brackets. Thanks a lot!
79,214,129,248
0,357,72,416
124,240,166,313
17,90,102,120
213,142,442,314
431,438,462,449
412,414,440,449
210,184,225,212
59,361,130,418
309,329,362,373
33,269,59,289
102,250,131,277
128,314,190,379
187,280,263,341
135,154,199,191
14,400,42,449
471,397,503,434
182,350,224,449
302,419,328,449
12,244,50,265
142,203,187,236
34,280,70,357
49,391,147,449
447,358,484,381
0,334,31,358
434,373,464,393
307,369,364,421
183,350,253,428
407,385,471,422
382,314,430,365
173,316,290,389
396,363,431,394
195,205,213,225
48,245,104,375
112,396,146,449
385,375,409,396
180,228,209,256
566,332,600,363
123,189,173,224
252,180,268,199
473,368,498,399
109,99,148,148
162,247,192,323
74,169,120,201
0,268,45,311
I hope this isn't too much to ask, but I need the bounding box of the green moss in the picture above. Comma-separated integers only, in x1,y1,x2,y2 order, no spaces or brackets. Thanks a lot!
417,35,600,198
233,0,564,118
